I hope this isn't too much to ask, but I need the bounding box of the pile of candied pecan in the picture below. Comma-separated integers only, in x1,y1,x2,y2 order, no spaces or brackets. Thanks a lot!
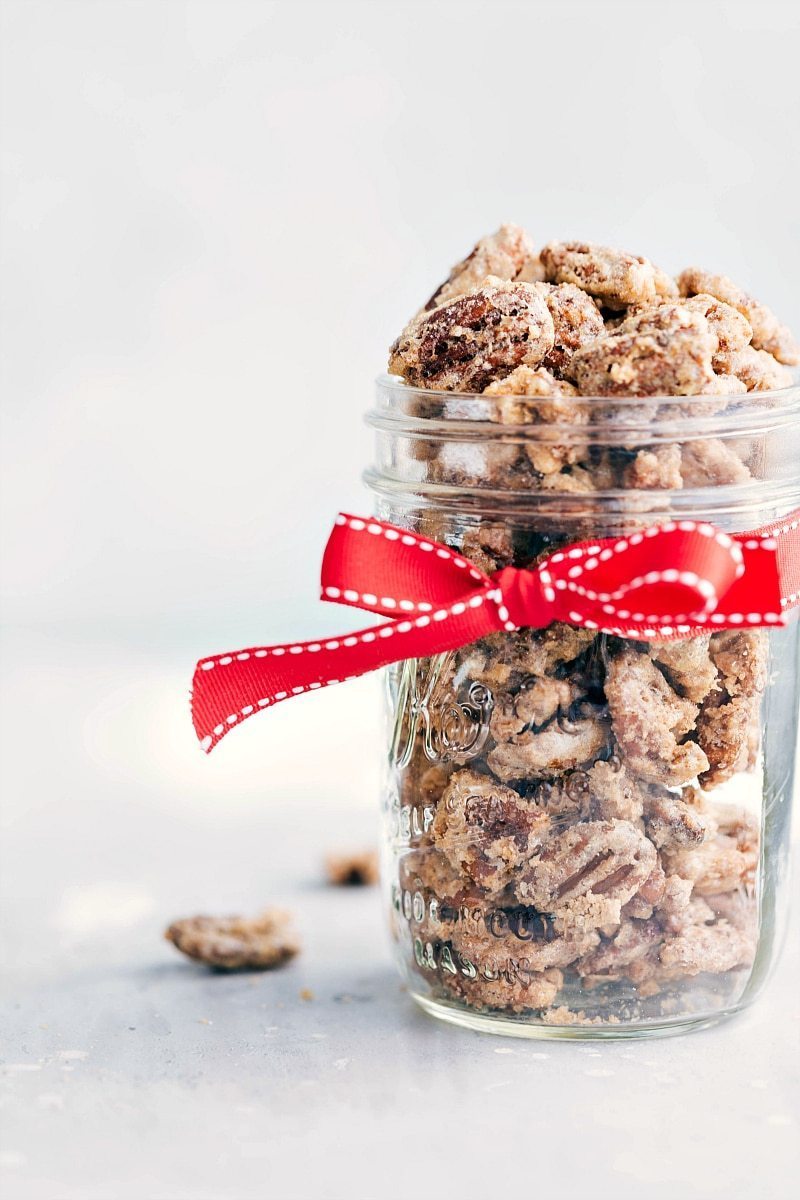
387,227,797,1020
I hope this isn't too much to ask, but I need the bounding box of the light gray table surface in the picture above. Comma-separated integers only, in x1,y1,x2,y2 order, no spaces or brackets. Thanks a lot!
1,630,798,1200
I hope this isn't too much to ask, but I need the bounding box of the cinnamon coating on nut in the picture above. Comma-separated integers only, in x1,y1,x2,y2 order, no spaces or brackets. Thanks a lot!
424,223,537,310
432,769,550,892
649,635,718,703
164,909,299,971
540,241,673,311
696,631,767,789
570,304,716,397
487,711,610,782
516,818,657,919
389,278,555,393
678,266,800,365
535,282,606,377
605,648,709,785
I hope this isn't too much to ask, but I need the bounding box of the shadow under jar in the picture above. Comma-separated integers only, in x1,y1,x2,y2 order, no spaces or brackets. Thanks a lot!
367,373,800,1039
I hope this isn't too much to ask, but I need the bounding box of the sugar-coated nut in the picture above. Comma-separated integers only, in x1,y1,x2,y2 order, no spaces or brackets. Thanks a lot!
658,920,754,977
535,282,606,377
697,631,767,789
570,305,716,397
164,909,300,970
483,364,588,475
713,345,794,392
605,647,709,785
459,522,516,575
699,373,748,397
540,240,671,311
574,917,662,979
439,949,567,1014
681,293,753,358
489,678,577,742
584,759,645,823
516,818,658,916
389,278,555,392
487,711,610,781
644,787,707,850
649,635,718,703
623,444,683,490
424,223,536,310
432,769,550,892
430,439,531,490
654,873,697,935
678,266,800,365
325,850,380,886
398,847,488,913
679,439,752,487
661,807,757,894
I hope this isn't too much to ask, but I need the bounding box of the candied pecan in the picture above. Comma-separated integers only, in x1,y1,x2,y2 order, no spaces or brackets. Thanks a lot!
400,847,473,908
697,691,754,789
535,282,605,377
571,304,715,397
681,293,753,359
484,364,580,406
540,241,671,311
711,629,768,699
705,888,758,937
164,909,299,971
487,712,610,782
659,921,754,977
430,440,530,490
389,279,555,392
484,624,597,679
460,522,516,575
453,918,597,973
654,873,696,934
623,860,667,919
551,893,624,933
325,850,379,887
540,467,597,493
575,917,662,979
697,631,767,789
712,345,793,391
432,769,550,892
585,759,645,823
700,373,748,397
679,438,751,487
489,678,576,742
644,787,707,850
649,635,718,703
424,223,536,310
516,819,657,917
662,821,757,895
440,949,566,1014
678,266,800,365
605,648,709,785
484,366,586,475
623,444,682,489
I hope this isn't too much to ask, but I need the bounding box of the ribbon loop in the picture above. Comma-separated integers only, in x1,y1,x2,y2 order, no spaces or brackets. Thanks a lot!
192,509,800,753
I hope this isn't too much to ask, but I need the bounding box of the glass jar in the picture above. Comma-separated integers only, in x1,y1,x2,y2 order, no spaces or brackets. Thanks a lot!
367,374,800,1039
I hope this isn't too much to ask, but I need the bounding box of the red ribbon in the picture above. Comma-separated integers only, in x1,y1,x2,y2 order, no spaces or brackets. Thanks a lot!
192,509,800,752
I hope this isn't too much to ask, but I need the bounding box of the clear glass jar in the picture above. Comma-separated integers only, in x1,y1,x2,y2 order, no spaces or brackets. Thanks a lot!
367,374,800,1039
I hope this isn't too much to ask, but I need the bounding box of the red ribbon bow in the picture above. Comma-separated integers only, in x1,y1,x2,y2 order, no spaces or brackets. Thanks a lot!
192,509,800,752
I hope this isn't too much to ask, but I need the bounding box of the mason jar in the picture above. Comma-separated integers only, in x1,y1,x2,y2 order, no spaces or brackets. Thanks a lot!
367,374,800,1039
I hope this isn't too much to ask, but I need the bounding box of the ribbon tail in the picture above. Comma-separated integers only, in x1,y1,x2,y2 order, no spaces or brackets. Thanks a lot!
191,592,503,753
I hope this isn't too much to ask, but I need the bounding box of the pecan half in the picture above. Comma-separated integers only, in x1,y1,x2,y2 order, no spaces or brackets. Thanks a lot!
389,278,555,392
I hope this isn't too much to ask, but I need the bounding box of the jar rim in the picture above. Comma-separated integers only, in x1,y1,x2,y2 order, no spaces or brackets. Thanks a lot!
370,373,800,442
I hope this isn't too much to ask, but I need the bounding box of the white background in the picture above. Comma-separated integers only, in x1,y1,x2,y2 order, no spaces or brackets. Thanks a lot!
1,6,799,1198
